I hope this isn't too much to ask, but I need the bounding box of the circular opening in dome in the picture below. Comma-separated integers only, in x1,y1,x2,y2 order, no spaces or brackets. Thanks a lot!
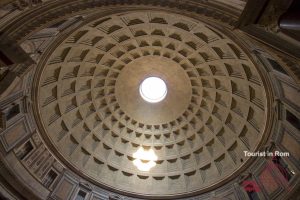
139,77,167,103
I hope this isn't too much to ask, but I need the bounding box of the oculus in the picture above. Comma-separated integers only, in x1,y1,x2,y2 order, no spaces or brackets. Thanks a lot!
139,77,167,103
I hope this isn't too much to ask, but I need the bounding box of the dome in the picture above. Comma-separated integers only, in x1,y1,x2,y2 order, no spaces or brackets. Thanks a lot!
0,1,299,200
35,12,267,197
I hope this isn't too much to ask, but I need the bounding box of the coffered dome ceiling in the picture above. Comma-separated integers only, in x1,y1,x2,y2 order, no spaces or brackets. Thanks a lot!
35,11,268,197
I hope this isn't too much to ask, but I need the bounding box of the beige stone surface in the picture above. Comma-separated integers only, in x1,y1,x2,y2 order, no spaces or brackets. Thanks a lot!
115,56,191,124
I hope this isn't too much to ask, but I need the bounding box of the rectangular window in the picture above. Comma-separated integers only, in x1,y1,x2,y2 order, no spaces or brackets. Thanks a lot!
16,140,34,160
75,190,86,200
286,110,300,130
5,104,20,121
268,59,288,75
43,170,58,188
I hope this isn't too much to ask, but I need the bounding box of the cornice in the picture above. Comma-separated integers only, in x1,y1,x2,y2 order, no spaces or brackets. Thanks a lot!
0,0,239,44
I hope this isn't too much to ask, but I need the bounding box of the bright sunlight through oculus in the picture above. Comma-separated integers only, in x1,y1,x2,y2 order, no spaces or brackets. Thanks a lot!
139,77,167,103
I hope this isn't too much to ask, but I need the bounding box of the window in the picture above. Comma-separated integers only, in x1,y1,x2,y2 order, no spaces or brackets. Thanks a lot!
5,104,20,121
43,170,58,188
75,190,86,200
268,59,288,75
286,110,300,130
16,140,34,160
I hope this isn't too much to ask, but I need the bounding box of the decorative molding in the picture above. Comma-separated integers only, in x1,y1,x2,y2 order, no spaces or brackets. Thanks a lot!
0,0,239,43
